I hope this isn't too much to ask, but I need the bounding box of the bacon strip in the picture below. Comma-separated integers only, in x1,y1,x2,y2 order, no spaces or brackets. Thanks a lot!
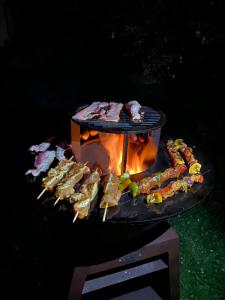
55,146,66,161
99,102,123,122
73,102,109,120
25,150,55,176
125,100,142,122
28,142,51,153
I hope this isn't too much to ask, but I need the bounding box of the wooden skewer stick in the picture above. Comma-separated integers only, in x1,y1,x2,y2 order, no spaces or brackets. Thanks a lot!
69,155,74,161
102,203,108,222
73,211,79,223
54,197,61,206
37,187,47,200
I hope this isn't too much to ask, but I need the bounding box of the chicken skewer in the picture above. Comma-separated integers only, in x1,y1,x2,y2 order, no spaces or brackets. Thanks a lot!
174,139,202,174
100,172,122,222
54,162,89,205
146,174,204,204
37,158,74,199
70,170,101,220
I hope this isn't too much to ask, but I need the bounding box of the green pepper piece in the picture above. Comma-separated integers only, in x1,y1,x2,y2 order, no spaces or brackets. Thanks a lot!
120,172,130,183
154,172,162,187
174,139,184,150
129,182,139,197
118,178,132,191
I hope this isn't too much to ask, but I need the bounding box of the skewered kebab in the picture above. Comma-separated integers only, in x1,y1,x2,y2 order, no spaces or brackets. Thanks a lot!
25,150,56,177
174,139,202,174
70,170,101,220
128,139,187,197
54,162,90,204
100,173,122,208
137,165,187,195
146,174,204,204
166,140,186,167
100,172,122,221
37,159,75,199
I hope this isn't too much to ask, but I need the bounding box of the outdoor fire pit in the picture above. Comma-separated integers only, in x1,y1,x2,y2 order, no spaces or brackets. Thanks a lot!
71,105,166,175
26,102,214,225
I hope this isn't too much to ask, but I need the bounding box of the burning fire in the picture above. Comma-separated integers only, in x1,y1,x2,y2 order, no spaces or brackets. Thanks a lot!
127,134,157,174
99,132,157,175
79,128,157,175
99,133,124,174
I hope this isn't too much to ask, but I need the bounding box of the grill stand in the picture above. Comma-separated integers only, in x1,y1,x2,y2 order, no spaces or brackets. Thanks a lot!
67,223,179,300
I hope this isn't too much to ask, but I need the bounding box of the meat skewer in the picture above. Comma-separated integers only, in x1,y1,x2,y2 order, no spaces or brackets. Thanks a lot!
99,102,123,122
54,162,89,205
125,100,142,122
70,170,101,220
174,139,202,174
138,165,187,195
25,150,56,177
100,172,122,222
166,140,186,167
37,158,75,199
146,174,204,204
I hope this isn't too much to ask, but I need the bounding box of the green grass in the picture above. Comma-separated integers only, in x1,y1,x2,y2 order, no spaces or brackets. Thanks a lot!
169,186,225,300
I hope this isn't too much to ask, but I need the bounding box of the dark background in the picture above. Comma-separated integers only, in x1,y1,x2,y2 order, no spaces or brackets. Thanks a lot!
1,0,225,299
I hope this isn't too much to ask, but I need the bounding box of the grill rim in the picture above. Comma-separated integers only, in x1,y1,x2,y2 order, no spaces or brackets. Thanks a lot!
71,105,166,134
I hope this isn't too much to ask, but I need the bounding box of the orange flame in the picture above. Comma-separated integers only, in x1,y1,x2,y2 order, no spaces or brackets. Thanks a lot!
126,134,157,174
99,133,124,174
99,132,157,175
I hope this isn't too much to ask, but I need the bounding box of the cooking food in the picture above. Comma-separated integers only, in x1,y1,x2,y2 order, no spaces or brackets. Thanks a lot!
174,139,202,174
99,102,124,122
166,140,186,167
138,165,187,195
125,100,142,122
146,174,204,204
25,150,56,176
55,146,66,161
100,172,122,208
73,101,124,122
42,159,75,192
73,102,109,120
70,170,101,219
55,162,90,200
28,142,51,153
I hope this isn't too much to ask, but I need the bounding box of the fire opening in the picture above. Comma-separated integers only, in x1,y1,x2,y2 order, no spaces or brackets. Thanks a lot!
72,123,160,175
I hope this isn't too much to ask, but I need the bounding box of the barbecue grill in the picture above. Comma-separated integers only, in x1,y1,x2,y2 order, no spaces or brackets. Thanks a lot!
71,105,166,175
68,104,214,223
